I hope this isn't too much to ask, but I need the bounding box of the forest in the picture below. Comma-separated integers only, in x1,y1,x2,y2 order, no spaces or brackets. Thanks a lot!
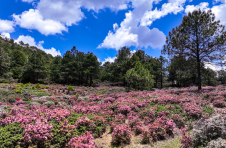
0,9,226,148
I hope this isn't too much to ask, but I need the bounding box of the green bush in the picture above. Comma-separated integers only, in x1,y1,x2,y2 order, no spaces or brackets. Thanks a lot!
0,122,24,147
36,83,41,88
202,105,215,116
67,86,74,91
125,62,155,91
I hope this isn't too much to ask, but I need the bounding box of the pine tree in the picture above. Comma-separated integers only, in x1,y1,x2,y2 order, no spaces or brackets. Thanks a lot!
162,9,226,90
0,48,12,80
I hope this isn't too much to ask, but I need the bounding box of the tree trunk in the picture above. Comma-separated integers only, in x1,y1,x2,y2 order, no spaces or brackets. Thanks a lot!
197,58,201,90
89,75,92,87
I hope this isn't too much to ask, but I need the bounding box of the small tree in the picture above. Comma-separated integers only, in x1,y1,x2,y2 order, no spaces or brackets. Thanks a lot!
125,62,155,90
162,9,226,90
0,48,12,80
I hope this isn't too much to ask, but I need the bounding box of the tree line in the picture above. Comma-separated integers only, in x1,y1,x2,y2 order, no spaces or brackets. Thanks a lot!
1,9,226,90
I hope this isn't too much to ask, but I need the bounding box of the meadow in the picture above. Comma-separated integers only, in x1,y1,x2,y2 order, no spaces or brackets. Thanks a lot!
0,83,225,148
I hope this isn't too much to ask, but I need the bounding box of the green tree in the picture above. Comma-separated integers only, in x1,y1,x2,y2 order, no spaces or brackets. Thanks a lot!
11,50,26,79
159,56,168,88
22,52,47,82
83,52,100,86
162,9,226,90
0,48,12,80
125,62,155,90
50,56,62,82
60,48,77,84
218,70,226,84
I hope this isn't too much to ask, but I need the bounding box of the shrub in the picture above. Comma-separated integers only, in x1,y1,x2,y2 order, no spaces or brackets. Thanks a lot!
36,83,41,88
212,99,225,108
67,86,74,91
125,62,155,91
66,131,95,148
180,127,192,148
191,114,226,147
111,124,132,146
0,122,24,147
206,138,226,148
75,116,95,135
51,119,77,147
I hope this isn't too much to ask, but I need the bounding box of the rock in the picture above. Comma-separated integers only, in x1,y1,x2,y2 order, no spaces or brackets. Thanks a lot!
58,102,67,106
0,105,7,115
39,96,49,100
63,95,71,99
31,97,40,100
31,102,41,105
78,96,89,101
56,96,64,99
44,101,54,107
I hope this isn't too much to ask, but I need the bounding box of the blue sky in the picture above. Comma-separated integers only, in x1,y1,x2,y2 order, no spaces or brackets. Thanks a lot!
0,0,225,65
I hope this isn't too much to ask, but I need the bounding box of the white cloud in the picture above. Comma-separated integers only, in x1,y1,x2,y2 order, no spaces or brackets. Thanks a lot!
0,32,10,39
185,2,209,14
141,0,186,26
98,9,166,50
13,9,67,36
102,56,116,65
15,35,61,56
204,62,222,72
0,19,15,33
22,0,35,3
211,3,226,28
37,0,85,26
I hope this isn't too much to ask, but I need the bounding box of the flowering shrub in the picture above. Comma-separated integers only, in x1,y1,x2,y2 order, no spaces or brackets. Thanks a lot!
111,124,132,146
183,103,202,119
180,127,192,148
212,99,225,108
21,120,53,147
206,138,226,148
75,116,95,134
191,114,226,147
171,114,184,128
66,131,95,148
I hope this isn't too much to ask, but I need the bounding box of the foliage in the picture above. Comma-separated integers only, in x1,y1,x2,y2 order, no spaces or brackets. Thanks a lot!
162,9,226,90
0,122,24,148
125,62,155,90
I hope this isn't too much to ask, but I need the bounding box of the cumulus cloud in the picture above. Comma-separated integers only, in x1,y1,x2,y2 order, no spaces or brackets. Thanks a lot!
0,32,10,39
98,8,166,50
185,1,226,34
22,0,35,3
12,9,67,36
185,2,209,14
0,19,15,33
204,62,222,72
141,0,186,26
211,2,226,28
37,0,85,26
15,35,61,56
102,56,117,65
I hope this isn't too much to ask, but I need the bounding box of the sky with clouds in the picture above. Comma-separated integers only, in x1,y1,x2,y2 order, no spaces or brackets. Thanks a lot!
0,0,226,69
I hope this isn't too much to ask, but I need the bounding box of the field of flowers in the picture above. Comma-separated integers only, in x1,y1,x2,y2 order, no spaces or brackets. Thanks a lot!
0,83,226,148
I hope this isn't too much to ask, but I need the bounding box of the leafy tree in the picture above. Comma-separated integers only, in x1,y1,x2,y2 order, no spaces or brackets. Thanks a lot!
218,70,226,84
22,52,47,82
159,56,168,88
11,50,26,79
60,48,77,84
83,52,100,86
162,9,226,90
201,68,218,86
0,48,12,80
50,56,62,82
125,62,155,90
